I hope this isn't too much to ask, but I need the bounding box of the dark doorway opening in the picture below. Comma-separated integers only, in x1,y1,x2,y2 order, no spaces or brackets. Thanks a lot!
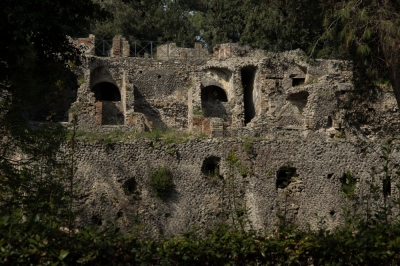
92,82,121,101
201,86,228,102
241,66,257,125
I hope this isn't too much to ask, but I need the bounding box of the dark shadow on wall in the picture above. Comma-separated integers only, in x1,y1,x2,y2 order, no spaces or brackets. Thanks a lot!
133,86,167,130
201,86,228,118
241,66,257,125
102,101,124,125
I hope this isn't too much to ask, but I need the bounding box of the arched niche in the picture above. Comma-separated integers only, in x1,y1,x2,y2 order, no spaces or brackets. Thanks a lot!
200,85,228,118
92,82,121,102
201,85,228,102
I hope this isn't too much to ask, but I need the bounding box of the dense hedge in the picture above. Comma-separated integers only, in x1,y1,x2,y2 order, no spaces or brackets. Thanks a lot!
1,211,400,265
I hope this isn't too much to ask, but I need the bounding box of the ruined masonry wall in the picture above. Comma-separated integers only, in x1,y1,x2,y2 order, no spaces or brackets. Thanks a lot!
73,58,204,131
69,49,400,237
75,138,399,238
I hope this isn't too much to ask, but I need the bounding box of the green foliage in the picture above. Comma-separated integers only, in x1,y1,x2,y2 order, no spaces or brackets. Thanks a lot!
242,138,254,153
317,0,400,106
149,167,174,199
77,75,86,86
336,129,347,138
341,170,356,199
265,170,273,179
91,0,201,43
193,108,205,116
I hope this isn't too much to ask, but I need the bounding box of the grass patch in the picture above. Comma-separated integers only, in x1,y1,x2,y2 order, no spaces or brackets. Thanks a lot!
74,130,126,144
193,109,205,116
73,127,206,145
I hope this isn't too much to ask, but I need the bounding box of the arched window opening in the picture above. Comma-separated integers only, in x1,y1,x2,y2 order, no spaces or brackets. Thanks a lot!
92,82,121,101
201,86,228,102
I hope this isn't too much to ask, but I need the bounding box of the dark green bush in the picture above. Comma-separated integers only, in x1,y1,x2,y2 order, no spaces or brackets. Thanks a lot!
149,167,174,199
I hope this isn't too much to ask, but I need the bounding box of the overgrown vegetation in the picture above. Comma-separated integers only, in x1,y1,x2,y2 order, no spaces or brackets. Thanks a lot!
149,167,174,199
242,137,254,153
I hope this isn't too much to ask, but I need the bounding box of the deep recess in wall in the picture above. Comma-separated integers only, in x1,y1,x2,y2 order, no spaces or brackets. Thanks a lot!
292,77,305,87
287,91,309,113
383,176,391,197
92,82,121,101
91,215,102,226
202,156,221,176
201,86,227,102
327,116,333,127
123,178,137,196
276,166,296,189
201,86,228,118
241,66,257,125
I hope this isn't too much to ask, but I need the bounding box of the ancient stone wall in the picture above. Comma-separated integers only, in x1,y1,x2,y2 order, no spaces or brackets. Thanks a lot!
66,46,400,236
71,48,399,140
74,137,400,238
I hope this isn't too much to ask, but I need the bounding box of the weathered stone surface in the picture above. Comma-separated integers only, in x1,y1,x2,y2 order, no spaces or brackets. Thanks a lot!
74,137,400,238
65,45,400,236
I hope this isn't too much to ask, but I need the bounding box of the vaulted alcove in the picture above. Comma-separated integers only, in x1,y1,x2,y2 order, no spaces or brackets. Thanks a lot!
201,85,228,118
201,86,228,102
